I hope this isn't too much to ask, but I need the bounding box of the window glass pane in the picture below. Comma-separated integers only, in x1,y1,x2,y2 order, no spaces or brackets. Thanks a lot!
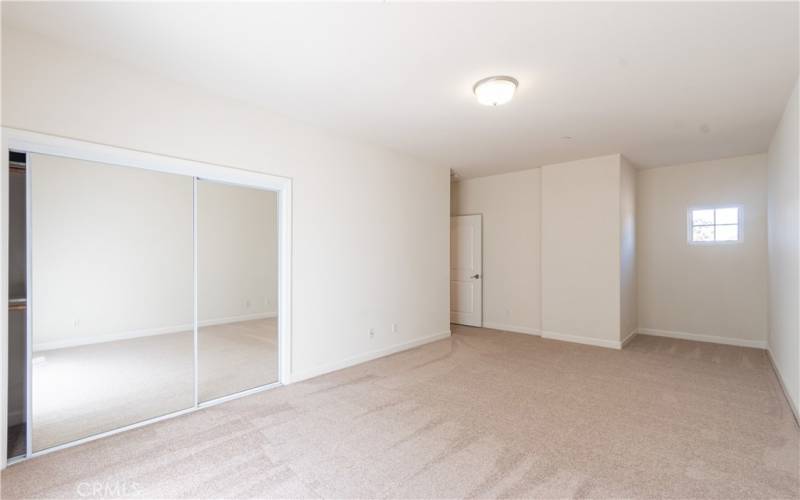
692,209,714,226
715,224,739,241
692,225,714,242
715,207,738,225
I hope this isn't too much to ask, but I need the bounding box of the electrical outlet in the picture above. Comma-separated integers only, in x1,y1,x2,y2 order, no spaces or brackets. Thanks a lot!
73,319,80,328
245,298,251,308
391,323,398,333
369,328,375,338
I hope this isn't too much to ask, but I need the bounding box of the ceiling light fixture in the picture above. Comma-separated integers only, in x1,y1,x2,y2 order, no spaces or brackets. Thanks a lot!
473,76,518,106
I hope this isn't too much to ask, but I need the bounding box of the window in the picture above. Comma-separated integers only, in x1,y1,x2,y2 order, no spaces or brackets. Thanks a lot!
688,206,741,243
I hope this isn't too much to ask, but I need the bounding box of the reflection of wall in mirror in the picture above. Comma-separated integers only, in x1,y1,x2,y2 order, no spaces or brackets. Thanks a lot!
30,154,278,351
197,180,278,326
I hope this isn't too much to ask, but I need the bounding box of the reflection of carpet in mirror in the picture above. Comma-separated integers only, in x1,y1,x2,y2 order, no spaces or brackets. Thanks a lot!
198,318,278,402
32,318,277,452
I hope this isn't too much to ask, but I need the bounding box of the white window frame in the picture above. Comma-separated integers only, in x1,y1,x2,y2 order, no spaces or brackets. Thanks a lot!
687,205,743,245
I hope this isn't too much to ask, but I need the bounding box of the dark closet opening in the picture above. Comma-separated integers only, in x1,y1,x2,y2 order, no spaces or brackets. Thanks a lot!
7,150,27,460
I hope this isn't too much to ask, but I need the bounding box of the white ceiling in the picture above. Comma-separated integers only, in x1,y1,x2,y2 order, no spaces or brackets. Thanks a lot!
3,2,798,178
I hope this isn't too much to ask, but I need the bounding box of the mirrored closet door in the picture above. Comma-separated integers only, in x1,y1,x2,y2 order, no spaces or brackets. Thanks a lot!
6,135,284,459
197,180,279,402
29,154,195,452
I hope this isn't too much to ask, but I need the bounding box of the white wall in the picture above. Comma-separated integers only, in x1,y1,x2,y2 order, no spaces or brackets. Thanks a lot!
451,169,541,334
455,154,633,347
541,155,624,346
1,27,450,380
28,157,279,351
767,80,799,416
620,157,637,342
454,151,775,357
637,154,769,346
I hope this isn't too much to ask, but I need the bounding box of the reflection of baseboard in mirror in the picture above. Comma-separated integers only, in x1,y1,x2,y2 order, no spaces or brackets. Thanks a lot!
32,312,278,351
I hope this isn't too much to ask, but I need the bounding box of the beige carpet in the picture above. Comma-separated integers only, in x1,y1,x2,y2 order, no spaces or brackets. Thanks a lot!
31,318,278,452
3,325,797,499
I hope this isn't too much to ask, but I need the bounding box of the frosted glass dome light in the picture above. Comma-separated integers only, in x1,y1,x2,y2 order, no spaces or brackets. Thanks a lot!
473,76,518,106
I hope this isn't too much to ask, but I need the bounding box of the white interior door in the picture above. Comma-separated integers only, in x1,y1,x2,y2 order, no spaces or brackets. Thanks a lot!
450,215,482,327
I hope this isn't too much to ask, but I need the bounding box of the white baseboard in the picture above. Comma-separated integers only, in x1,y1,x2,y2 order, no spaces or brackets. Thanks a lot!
637,328,767,349
766,348,800,427
621,329,638,347
34,312,277,351
482,322,541,336
289,330,452,384
541,330,623,349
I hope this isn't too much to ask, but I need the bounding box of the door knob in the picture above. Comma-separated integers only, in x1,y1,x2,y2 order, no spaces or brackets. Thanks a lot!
471,274,480,279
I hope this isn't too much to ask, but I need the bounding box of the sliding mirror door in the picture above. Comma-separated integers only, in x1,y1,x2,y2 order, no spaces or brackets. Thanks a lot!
197,180,278,402
30,154,194,452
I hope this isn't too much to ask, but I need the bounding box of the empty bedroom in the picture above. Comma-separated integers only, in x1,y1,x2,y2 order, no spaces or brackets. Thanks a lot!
1,2,798,499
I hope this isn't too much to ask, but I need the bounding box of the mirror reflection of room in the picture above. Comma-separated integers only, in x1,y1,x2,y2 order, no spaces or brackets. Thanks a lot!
30,154,194,452
15,152,280,455
197,180,278,402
